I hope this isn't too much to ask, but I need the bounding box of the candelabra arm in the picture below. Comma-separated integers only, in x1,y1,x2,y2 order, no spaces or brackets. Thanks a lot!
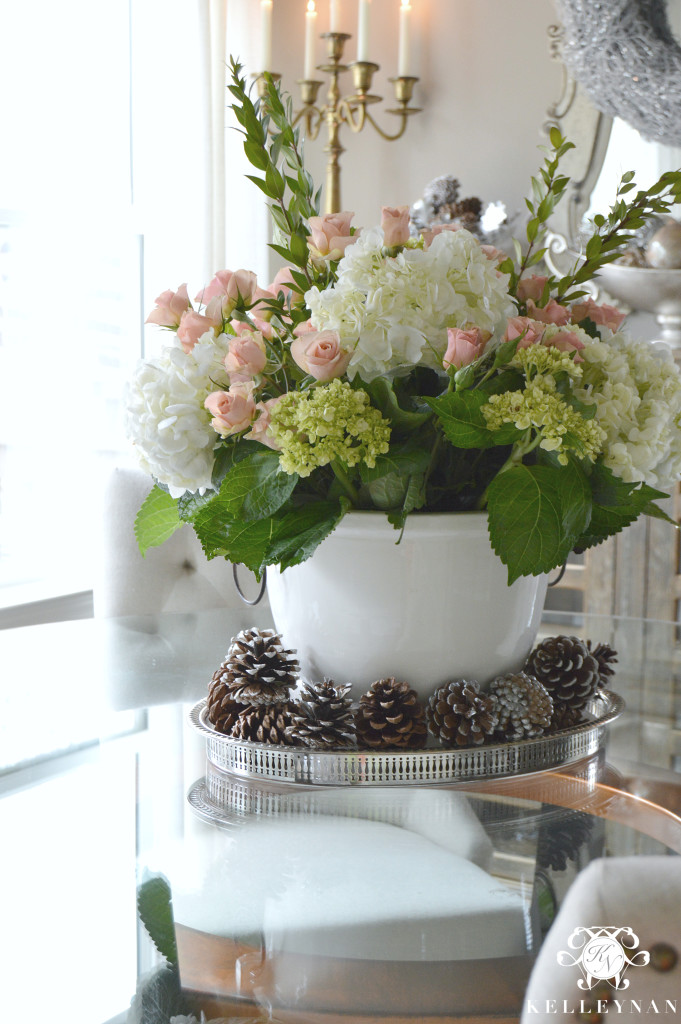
337,98,367,133
292,103,325,140
362,107,412,141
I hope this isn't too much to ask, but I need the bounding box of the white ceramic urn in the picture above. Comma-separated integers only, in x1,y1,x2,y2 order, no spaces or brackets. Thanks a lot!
266,511,549,699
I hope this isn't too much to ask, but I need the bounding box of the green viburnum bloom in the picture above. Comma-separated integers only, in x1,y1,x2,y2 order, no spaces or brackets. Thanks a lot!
483,346,606,464
269,378,391,477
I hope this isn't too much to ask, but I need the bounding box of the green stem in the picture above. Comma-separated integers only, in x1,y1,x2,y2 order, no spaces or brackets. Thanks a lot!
330,460,360,506
475,430,541,509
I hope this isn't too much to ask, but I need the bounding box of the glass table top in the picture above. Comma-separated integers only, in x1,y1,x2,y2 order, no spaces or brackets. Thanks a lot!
1,608,680,1023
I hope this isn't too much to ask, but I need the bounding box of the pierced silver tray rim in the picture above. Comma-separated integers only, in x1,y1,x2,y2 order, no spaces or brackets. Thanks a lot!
188,690,624,787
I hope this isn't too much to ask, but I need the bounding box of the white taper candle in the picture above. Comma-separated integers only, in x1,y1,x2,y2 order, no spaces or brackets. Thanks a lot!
305,0,317,79
357,0,371,62
398,0,412,76
261,0,273,71
329,0,340,32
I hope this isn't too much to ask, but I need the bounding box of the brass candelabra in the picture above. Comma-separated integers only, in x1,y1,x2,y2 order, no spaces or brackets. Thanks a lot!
255,32,421,214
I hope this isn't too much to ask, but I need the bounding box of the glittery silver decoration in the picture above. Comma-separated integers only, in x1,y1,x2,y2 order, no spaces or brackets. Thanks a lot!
554,0,681,145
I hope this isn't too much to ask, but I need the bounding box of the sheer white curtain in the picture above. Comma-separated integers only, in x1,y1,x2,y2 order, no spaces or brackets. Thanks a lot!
0,0,259,615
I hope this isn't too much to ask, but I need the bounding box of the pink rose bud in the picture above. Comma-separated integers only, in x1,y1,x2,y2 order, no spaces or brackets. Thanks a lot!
224,332,267,381
290,329,352,381
245,396,283,449
502,316,546,348
570,298,626,332
177,309,216,353
145,284,191,327
526,298,571,326
544,330,585,362
292,319,317,338
307,212,355,261
233,316,274,341
200,269,268,320
381,205,411,247
204,383,256,437
516,275,549,303
480,244,508,263
443,327,491,370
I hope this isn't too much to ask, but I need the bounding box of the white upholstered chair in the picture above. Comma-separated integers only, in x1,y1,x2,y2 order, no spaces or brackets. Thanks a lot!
93,466,268,618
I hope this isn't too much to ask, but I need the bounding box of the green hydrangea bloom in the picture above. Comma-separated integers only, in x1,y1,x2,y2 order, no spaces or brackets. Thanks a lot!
482,371,606,466
269,379,391,477
511,341,583,381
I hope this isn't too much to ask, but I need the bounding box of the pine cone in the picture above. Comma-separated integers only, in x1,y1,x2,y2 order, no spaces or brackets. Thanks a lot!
586,640,618,685
453,196,482,219
206,669,242,734
524,635,600,711
536,810,594,872
550,702,584,732
426,680,498,747
231,701,300,745
423,174,460,212
218,628,299,706
290,680,356,750
489,671,553,741
356,678,427,750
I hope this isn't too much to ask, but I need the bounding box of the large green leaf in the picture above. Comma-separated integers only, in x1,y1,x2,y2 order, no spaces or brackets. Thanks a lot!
137,874,178,965
267,499,349,571
364,378,432,435
215,451,298,521
134,485,181,555
487,462,591,583
359,437,432,485
576,463,671,550
426,391,520,449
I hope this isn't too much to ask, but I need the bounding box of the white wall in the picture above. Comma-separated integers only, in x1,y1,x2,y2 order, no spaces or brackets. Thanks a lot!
229,0,562,264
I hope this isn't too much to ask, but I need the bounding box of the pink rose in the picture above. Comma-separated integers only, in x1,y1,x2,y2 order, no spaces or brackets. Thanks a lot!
307,212,355,261
204,383,256,437
421,224,458,248
268,265,298,296
526,298,571,326
177,309,216,353
381,205,411,247
233,316,274,341
571,298,626,332
245,396,283,449
544,329,585,362
443,327,491,370
224,332,267,382
516,275,549,303
199,269,270,320
291,329,352,381
502,316,546,348
145,284,191,327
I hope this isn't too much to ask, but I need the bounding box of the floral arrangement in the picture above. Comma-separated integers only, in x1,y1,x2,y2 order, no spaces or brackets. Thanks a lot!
128,60,681,584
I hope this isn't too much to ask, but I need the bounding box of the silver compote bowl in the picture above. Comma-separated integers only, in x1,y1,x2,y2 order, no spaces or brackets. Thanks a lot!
596,262,681,351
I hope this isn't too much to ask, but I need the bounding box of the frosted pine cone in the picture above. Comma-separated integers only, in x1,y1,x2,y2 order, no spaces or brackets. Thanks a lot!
290,680,356,750
426,680,498,747
218,628,299,706
525,635,600,712
423,174,460,213
206,669,242,735
356,678,427,750
489,672,553,741
587,641,618,686
231,701,300,745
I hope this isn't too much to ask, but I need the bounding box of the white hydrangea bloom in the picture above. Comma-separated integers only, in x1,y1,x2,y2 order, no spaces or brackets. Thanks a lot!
305,227,513,380
574,334,681,491
125,331,231,497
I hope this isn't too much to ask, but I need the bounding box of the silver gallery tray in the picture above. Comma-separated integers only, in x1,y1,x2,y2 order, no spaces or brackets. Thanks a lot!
188,689,624,786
